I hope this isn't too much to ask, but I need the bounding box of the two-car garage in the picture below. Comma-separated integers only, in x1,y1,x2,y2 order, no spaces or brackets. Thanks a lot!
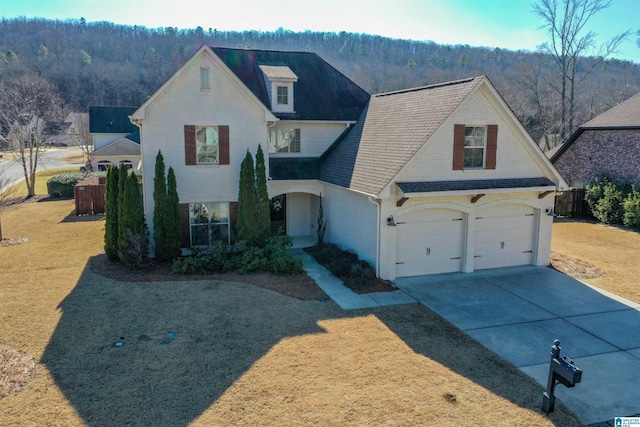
395,204,537,278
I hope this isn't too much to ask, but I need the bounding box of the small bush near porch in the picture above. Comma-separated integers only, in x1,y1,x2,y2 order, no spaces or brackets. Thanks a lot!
304,243,395,293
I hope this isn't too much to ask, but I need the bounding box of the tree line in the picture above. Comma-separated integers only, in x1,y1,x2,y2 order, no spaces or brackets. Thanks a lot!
0,11,638,146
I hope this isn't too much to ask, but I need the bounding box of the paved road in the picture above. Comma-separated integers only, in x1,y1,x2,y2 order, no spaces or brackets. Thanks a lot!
0,147,84,193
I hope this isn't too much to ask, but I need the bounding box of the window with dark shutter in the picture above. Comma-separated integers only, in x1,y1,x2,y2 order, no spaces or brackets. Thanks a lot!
184,125,196,165
219,125,230,165
452,124,465,170
486,125,498,170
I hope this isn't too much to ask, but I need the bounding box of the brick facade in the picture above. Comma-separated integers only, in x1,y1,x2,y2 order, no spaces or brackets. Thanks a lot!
553,129,640,185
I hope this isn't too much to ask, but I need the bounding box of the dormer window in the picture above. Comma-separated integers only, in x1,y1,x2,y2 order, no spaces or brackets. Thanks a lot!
259,65,298,113
277,86,288,105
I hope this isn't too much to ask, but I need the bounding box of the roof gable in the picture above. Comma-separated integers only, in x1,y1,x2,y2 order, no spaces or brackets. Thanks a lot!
89,106,138,134
320,77,483,196
321,76,567,196
92,132,140,156
211,47,370,121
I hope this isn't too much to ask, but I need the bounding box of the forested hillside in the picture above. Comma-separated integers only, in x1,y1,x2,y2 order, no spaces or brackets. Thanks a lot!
1,17,638,145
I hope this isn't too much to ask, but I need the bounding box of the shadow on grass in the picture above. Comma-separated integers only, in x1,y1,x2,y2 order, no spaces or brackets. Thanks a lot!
41,259,578,426
60,211,105,223
41,258,334,427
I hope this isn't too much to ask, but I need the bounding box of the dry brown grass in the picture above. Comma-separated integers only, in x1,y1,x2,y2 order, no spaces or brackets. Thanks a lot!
0,344,35,398
552,218,640,303
0,193,581,426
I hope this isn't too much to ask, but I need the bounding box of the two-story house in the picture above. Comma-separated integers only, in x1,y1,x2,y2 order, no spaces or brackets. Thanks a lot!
131,45,567,280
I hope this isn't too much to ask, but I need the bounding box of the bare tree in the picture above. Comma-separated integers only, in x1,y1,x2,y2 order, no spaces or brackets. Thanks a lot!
0,166,18,241
0,74,66,198
66,112,91,166
533,0,631,141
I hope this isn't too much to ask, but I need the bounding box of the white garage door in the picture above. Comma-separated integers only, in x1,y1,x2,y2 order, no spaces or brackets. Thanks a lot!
396,209,465,277
474,205,536,270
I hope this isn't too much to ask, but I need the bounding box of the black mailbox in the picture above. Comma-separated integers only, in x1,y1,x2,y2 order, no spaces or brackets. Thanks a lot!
553,355,582,387
542,340,583,414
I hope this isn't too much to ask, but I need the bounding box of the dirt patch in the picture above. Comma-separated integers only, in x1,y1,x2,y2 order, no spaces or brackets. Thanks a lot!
550,250,605,280
0,344,36,399
91,254,328,301
0,237,29,248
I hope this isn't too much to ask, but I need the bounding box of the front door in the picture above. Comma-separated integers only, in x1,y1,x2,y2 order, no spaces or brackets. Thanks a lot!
270,195,286,235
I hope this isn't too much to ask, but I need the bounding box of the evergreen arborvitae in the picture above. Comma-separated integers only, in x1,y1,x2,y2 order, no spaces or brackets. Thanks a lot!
153,150,170,261
254,144,271,246
104,165,119,260
237,150,257,245
116,163,129,252
118,172,148,264
166,166,182,258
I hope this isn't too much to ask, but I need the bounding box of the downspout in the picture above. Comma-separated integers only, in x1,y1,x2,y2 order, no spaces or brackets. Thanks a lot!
368,196,381,278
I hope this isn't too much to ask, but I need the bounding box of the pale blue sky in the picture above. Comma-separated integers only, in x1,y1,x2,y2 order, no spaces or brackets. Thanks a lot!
1,0,639,62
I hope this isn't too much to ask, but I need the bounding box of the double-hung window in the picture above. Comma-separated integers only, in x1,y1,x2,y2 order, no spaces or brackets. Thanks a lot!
196,126,219,164
464,126,486,168
268,128,301,153
189,202,230,246
277,86,288,105
453,124,497,170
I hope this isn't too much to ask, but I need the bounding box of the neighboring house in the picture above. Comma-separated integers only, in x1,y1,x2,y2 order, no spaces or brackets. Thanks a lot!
131,46,567,280
550,92,640,188
63,112,90,147
89,106,140,171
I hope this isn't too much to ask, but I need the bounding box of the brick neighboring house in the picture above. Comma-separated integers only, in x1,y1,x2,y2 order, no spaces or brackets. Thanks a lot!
131,45,567,280
550,92,640,188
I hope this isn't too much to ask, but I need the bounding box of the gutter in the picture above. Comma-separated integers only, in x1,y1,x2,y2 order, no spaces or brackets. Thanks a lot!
368,196,381,278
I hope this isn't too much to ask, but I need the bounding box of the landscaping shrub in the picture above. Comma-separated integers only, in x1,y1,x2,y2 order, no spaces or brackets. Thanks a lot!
171,236,302,275
585,175,633,224
46,171,106,198
623,187,640,230
306,243,376,289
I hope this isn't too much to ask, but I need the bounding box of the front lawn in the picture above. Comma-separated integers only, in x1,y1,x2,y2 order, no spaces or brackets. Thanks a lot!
552,218,640,304
0,196,580,426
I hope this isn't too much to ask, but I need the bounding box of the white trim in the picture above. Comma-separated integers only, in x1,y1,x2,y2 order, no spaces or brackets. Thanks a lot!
130,45,277,123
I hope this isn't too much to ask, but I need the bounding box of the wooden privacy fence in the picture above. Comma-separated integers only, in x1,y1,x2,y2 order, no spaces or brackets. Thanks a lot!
554,188,586,217
74,177,106,215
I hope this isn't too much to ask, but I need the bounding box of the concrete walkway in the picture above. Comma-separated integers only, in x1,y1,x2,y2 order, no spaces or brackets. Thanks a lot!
292,248,640,425
395,266,640,426
289,248,416,310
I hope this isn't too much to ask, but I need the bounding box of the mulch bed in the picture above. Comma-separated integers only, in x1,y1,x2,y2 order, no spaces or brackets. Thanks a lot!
91,254,329,301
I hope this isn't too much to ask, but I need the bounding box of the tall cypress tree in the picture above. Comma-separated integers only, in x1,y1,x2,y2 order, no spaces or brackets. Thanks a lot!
153,150,170,261
254,144,271,246
104,165,119,260
237,150,257,245
118,171,148,265
166,166,182,258
116,163,129,252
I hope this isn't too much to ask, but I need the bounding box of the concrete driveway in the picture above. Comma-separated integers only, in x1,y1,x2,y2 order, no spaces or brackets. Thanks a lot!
395,266,640,426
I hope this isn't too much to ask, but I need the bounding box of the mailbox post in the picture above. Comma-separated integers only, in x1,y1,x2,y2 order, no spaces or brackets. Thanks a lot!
542,339,583,414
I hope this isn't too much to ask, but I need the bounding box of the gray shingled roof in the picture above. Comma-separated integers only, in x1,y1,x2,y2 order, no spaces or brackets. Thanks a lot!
397,177,555,194
320,77,484,196
582,92,640,128
211,47,370,121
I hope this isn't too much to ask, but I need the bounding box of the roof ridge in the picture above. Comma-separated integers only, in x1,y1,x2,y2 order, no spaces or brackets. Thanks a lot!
210,46,315,55
374,76,482,97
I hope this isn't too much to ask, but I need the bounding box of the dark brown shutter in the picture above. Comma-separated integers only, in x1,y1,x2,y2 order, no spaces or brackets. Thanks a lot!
453,124,465,170
179,203,191,248
219,125,230,165
486,125,498,170
184,125,196,165
229,201,238,243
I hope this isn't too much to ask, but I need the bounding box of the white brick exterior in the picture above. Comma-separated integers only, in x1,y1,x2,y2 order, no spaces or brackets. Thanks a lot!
134,48,275,246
